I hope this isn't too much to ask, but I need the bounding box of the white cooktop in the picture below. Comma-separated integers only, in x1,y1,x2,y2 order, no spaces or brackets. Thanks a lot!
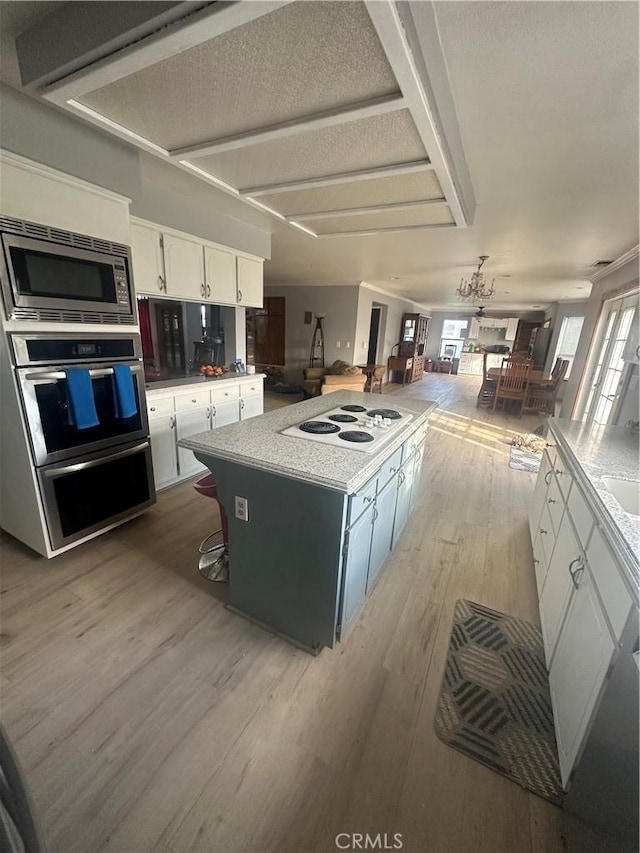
280,403,414,453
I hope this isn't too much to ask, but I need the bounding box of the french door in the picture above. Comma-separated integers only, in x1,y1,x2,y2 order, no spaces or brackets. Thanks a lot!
583,293,638,425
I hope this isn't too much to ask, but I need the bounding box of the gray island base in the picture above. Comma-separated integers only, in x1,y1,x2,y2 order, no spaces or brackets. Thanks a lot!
180,391,437,653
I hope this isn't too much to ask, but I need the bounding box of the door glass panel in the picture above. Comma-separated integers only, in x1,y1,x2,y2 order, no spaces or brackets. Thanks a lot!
591,306,636,425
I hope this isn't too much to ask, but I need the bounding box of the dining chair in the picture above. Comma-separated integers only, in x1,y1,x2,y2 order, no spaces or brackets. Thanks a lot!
476,352,498,408
369,365,385,393
523,359,568,416
492,358,531,416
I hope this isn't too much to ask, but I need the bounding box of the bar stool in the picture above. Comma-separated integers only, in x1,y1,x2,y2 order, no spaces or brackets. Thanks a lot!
193,473,229,582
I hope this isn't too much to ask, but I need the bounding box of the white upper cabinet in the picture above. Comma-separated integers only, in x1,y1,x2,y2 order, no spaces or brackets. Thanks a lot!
162,233,205,301
506,318,519,340
204,245,237,305
236,256,263,307
469,318,480,338
130,222,166,296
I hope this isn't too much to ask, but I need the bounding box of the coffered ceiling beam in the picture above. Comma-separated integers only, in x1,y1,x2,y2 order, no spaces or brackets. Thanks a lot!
364,0,474,228
240,160,434,197
287,197,447,222
170,93,405,159
42,1,293,105
316,223,456,239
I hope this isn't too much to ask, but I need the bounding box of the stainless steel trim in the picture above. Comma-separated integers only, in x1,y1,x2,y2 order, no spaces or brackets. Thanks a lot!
42,440,150,476
11,331,142,367
1,230,134,320
25,364,143,381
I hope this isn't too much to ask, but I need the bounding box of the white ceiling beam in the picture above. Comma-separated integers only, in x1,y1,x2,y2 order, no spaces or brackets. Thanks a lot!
43,1,294,105
287,197,448,222
364,0,470,228
315,223,456,239
240,160,434,197
170,93,405,159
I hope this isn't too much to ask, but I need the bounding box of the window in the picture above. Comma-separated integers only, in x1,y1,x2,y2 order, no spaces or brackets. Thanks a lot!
552,316,584,378
442,318,469,339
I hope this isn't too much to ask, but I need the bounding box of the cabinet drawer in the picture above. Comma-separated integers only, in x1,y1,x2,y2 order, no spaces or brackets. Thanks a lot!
147,396,174,417
241,382,263,398
348,474,378,525
378,447,403,491
210,384,240,404
586,527,632,639
567,484,594,548
174,388,211,410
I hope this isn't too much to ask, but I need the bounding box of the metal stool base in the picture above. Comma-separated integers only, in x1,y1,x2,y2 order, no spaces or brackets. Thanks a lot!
198,531,229,582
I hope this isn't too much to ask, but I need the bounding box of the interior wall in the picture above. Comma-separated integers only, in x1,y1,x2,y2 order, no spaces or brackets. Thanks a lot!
543,300,588,374
355,285,429,367
561,258,639,418
264,284,360,382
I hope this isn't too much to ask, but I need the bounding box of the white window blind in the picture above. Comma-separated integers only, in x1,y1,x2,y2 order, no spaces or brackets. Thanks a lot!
553,316,584,378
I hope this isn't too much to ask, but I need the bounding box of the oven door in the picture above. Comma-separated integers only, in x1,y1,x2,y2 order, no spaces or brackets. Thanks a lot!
38,440,155,551
17,361,149,466
2,233,131,316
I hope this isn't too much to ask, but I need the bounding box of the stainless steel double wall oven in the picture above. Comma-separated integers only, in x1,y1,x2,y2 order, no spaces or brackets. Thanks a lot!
1,217,155,554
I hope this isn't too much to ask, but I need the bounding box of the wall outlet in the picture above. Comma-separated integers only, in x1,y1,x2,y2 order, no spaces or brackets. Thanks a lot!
234,496,249,521
336,340,341,348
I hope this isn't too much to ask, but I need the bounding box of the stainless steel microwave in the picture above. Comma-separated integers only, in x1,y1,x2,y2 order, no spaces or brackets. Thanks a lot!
0,216,136,325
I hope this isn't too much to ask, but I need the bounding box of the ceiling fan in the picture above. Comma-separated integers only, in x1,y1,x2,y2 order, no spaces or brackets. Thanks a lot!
474,306,487,318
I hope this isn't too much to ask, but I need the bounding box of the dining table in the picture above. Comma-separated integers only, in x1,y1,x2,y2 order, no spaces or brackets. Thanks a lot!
487,367,554,386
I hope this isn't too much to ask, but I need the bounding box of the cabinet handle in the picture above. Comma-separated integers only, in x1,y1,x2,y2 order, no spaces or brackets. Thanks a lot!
150,406,156,412
533,558,539,564
192,399,197,403
238,289,243,303
544,470,552,485
547,498,556,504
363,495,373,504
568,557,584,589
201,283,206,297
169,416,175,429
211,405,216,417
240,399,245,409
540,528,548,535
555,468,563,477
206,284,211,298
372,506,379,523
158,275,166,292
636,345,640,359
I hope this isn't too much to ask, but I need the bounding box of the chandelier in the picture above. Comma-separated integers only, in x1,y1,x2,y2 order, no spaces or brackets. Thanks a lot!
456,255,495,301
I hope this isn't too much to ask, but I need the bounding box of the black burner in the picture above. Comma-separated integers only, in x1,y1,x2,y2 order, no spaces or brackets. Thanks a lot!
338,430,375,444
328,413,358,423
366,408,402,420
299,421,340,434
340,404,367,413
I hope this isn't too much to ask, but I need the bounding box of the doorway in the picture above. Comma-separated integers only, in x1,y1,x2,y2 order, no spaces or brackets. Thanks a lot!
246,296,285,366
367,306,381,365
583,292,638,424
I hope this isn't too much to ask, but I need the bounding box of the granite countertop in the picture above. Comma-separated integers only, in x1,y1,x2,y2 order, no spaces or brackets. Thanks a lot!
146,373,265,392
179,390,437,494
548,418,639,590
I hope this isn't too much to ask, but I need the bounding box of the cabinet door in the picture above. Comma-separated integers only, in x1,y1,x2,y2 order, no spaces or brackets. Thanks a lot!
338,506,374,640
148,414,178,489
236,256,263,307
175,407,210,477
162,234,204,300
212,399,240,429
469,318,480,339
506,318,519,341
368,478,397,591
240,393,263,421
204,245,237,305
529,451,553,542
549,567,616,788
539,517,581,666
130,222,165,296
409,443,425,510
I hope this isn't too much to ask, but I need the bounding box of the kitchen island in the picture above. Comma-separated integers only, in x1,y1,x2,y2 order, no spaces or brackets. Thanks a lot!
179,391,437,652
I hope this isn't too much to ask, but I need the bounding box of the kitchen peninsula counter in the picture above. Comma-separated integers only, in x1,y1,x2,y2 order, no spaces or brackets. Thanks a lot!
179,391,437,652
145,372,265,392
179,390,436,493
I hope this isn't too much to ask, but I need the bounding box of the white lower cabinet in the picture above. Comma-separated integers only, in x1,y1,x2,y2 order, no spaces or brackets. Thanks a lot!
339,505,374,639
147,379,263,489
175,407,210,478
548,567,616,787
148,414,177,489
367,477,397,592
539,516,581,666
392,451,415,549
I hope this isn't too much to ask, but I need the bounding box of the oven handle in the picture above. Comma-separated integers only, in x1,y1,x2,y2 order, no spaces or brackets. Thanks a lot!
25,364,143,381
42,441,150,477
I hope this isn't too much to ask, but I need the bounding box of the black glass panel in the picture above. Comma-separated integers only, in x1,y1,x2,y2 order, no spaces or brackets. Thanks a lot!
26,339,136,362
53,449,151,537
35,376,143,454
10,247,118,303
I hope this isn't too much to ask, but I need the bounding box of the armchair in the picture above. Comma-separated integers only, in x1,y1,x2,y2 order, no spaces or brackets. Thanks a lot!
302,361,367,397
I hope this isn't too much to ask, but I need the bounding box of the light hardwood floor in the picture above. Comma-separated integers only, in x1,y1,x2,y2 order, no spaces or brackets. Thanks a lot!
1,373,564,853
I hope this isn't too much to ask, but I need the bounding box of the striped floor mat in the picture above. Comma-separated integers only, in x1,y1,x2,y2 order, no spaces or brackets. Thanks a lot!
435,600,563,804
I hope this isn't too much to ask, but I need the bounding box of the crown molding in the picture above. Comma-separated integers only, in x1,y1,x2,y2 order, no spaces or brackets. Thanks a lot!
589,245,639,283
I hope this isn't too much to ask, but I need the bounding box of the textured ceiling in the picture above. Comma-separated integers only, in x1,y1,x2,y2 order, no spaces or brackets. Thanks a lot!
261,170,445,216
79,1,399,150
309,205,455,235
193,110,426,190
